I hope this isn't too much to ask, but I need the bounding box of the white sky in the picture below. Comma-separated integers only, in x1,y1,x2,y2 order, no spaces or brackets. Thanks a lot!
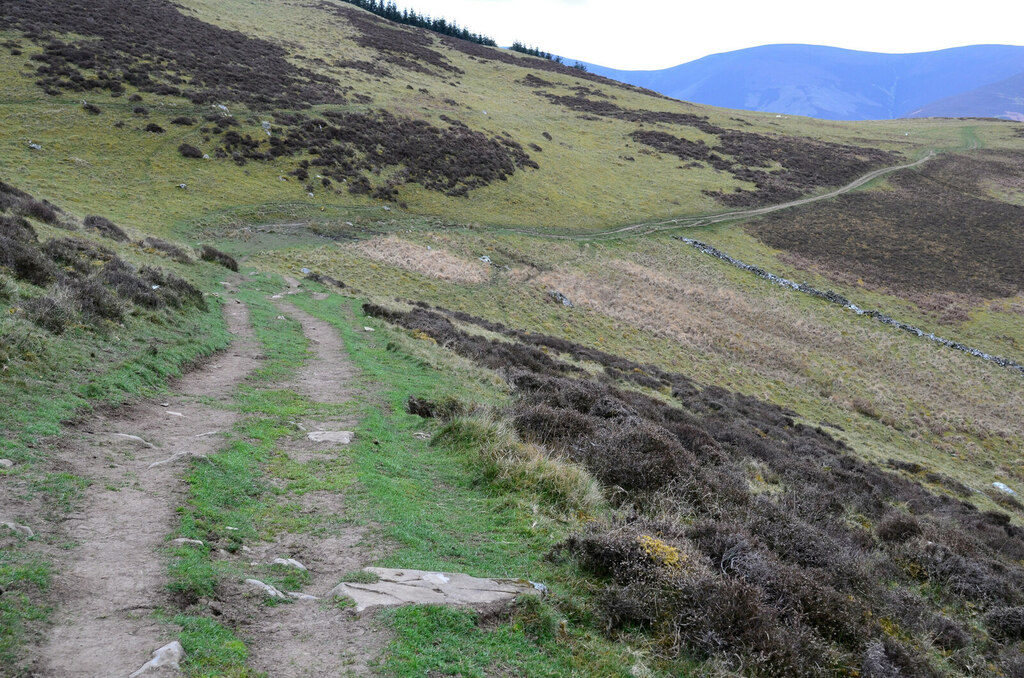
402,0,1024,70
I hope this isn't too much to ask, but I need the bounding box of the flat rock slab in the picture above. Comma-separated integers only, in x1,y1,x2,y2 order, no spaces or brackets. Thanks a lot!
307,431,354,445
330,567,541,614
129,640,184,677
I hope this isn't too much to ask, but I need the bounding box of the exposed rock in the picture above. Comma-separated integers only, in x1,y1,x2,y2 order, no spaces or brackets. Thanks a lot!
286,591,318,601
171,538,204,546
994,482,1018,496
128,640,184,677
329,567,542,615
245,578,287,600
272,557,307,571
548,289,573,307
0,459,14,468
363,326,375,332
111,433,156,448
307,431,354,445
1,520,33,537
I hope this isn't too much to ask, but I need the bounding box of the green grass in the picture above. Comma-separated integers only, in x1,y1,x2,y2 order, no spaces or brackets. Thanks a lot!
174,614,262,678
286,289,641,676
0,552,51,671
380,600,634,678
0,246,232,673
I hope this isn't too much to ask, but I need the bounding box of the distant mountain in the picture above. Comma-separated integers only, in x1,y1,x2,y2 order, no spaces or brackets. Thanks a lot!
908,71,1024,120
583,44,1024,120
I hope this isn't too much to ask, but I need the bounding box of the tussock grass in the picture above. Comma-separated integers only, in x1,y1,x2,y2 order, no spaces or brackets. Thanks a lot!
435,415,604,519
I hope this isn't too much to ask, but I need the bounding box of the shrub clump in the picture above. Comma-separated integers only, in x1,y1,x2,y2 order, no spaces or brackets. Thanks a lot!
876,513,923,543
41,237,116,276
1,181,63,225
142,237,192,264
99,258,162,309
83,215,129,242
406,395,464,420
178,143,204,159
197,245,237,271
64,277,124,322
22,287,78,334
0,234,60,286
143,123,165,133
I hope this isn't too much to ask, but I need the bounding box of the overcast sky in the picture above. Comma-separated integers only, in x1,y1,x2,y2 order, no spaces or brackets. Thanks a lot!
402,0,1024,70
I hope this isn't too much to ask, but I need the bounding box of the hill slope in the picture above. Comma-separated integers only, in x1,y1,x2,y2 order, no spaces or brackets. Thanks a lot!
4,2,1024,677
584,44,1024,120
909,71,1024,119
0,0,961,232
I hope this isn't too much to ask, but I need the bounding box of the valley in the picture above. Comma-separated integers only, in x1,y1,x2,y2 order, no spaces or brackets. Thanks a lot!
2,1,1024,676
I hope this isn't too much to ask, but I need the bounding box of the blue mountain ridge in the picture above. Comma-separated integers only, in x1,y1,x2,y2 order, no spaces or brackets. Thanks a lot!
579,44,1024,120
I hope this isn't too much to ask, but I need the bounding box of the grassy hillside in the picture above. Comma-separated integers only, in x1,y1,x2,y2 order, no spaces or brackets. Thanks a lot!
0,0,1007,234
3,0,1024,676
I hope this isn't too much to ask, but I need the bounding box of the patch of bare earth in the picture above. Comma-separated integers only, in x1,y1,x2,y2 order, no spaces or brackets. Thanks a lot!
39,294,260,677
353,235,491,283
235,298,389,677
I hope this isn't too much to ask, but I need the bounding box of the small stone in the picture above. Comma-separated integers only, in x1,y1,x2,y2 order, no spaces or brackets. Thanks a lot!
277,315,286,320
111,433,155,448
225,526,239,531
166,411,184,417
245,578,287,599
363,327,375,332
28,142,42,150
307,431,354,445
0,459,14,469
129,641,184,677
287,591,318,601
171,538,205,546
1,521,33,537
412,432,430,440
272,557,307,571
300,267,311,274
994,482,1017,496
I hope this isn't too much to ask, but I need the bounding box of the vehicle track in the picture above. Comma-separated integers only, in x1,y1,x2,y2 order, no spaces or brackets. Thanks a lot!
501,152,936,240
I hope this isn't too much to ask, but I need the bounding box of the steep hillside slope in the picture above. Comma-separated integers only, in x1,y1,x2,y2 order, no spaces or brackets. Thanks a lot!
584,44,1024,120
0,0,971,232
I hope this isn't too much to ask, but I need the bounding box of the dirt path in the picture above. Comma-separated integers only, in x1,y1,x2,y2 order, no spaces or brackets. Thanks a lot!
40,295,260,677
501,152,936,241
240,298,388,677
